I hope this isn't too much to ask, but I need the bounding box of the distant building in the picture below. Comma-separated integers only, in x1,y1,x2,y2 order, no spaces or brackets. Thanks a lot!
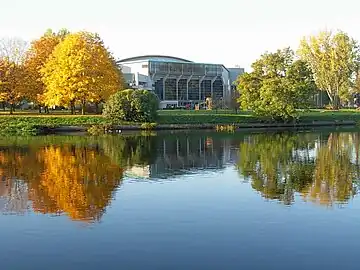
117,55,244,109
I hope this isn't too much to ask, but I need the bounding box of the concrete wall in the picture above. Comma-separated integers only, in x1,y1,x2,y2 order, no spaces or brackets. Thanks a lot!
121,65,131,73
120,61,152,89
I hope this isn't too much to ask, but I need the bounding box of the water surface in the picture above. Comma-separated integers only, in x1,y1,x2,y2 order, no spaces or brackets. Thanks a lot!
1,130,360,269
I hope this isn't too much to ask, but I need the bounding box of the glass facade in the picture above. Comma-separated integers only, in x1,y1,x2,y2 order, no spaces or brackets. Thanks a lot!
149,60,225,102
178,79,187,100
201,80,212,100
149,61,223,77
153,78,223,101
165,79,177,100
213,79,223,100
154,78,164,100
188,79,200,100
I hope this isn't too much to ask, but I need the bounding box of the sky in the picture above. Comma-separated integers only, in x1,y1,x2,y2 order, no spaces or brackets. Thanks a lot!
1,0,359,70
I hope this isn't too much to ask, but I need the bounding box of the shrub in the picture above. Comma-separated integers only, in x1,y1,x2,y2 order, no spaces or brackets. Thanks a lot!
102,89,133,122
87,125,108,135
131,90,159,122
103,89,159,123
140,122,157,130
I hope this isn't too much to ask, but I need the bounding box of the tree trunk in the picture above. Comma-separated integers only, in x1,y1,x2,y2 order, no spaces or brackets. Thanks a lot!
70,101,75,115
38,106,42,114
9,104,14,115
333,95,340,110
45,106,49,114
95,102,99,114
81,101,86,115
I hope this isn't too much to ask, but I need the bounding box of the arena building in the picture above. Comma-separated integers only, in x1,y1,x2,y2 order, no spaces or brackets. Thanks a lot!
117,55,244,109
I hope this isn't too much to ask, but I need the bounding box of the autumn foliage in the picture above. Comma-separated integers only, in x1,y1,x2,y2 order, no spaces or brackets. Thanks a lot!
0,58,28,113
24,30,68,111
1,30,125,114
0,139,125,222
41,31,124,114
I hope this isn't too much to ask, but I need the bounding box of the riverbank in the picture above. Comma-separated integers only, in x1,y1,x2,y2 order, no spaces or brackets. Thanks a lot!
1,110,360,135
38,120,355,134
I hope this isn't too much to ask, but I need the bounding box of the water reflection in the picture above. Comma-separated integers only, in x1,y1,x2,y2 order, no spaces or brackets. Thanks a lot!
305,133,359,205
0,131,360,222
0,138,125,222
237,132,360,206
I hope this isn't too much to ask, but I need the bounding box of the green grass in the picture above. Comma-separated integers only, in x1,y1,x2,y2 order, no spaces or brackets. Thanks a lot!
0,115,108,136
157,109,360,124
157,110,260,124
1,109,360,135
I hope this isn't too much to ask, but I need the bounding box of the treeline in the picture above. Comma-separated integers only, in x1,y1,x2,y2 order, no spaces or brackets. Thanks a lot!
237,30,360,120
0,29,125,114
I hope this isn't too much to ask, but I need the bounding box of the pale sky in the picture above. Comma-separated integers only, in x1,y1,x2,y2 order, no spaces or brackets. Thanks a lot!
1,0,359,70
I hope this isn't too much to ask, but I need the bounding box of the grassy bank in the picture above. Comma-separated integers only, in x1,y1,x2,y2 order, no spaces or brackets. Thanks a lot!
1,109,360,135
0,115,108,135
157,109,360,124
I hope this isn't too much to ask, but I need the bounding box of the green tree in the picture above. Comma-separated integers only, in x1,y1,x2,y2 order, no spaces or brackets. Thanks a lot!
298,30,360,109
103,89,158,123
237,48,316,120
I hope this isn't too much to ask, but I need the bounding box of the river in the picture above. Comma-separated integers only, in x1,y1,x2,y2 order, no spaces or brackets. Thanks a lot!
1,130,360,269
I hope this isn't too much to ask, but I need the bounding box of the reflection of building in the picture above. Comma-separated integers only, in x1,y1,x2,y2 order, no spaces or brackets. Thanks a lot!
147,136,233,179
122,135,237,179
118,55,244,109
125,165,151,179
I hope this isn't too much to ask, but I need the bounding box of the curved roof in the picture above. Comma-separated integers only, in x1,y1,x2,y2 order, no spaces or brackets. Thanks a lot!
117,55,193,63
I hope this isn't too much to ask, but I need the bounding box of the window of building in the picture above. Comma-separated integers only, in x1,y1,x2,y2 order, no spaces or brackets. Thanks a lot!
178,79,187,100
188,79,200,100
164,79,177,100
213,79,224,99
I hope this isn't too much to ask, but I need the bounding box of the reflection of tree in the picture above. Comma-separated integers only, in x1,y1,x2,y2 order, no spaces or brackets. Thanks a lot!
98,135,157,169
0,135,157,222
237,132,360,206
238,133,316,205
29,145,124,221
303,133,358,205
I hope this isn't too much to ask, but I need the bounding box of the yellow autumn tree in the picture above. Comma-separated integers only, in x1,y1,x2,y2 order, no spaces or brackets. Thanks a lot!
24,29,69,113
41,31,124,114
0,37,28,114
0,59,28,114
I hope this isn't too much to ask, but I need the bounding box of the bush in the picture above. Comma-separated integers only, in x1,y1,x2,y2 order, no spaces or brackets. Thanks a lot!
131,90,159,122
140,122,157,130
102,89,133,122
87,125,108,135
103,89,158,123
